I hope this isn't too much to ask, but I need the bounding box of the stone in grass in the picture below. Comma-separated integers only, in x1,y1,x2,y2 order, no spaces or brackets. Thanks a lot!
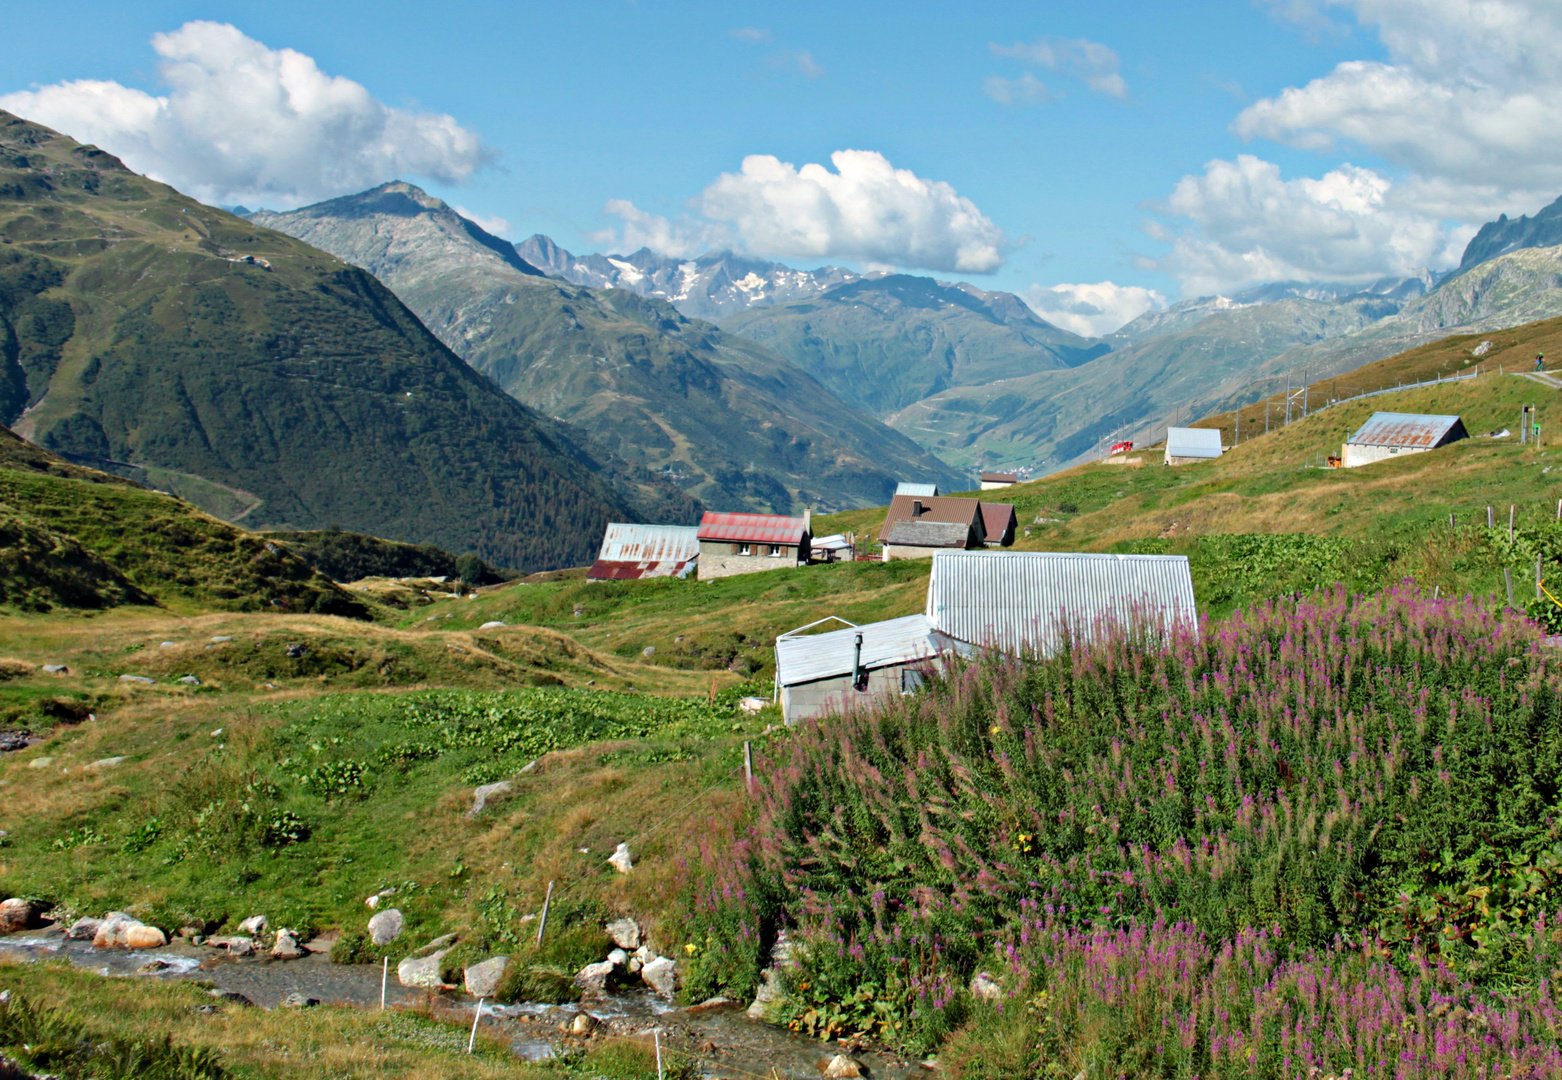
179,676,201,686
607,948,627,967
271,929,306,959
605,918,641,950
467,780,512,818
118,675,154,685
463,955,509,997
573,960,615,993
209,989,254,1007
970,972,1002,1001
368,908,403,946
607,842,633,874
397,950,453,990
41,664,68,674
93,913,167,949
239,914,268,936
26,757,54,769
0,898,44,934
479,621,507,629
640,956,678,999
279,992,319,1008
87,757,124,770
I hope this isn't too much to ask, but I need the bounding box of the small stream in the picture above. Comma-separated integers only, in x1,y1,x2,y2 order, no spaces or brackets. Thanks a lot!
0,929,930,1079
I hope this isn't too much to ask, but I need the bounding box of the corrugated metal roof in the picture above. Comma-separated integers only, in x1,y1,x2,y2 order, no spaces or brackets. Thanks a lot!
1345,412,1465,449
812,533,853,551
776,614,945,686
698,511,808,544
879,495,983,542
1165,427,1223,458
927,551,1197,654
980,472,1018,482
586,523,700,580
895,482,939,497
884,519,972,547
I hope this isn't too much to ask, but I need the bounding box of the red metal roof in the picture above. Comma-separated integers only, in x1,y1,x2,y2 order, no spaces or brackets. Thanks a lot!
586,523,700,580
587,558,695,580
697,511,808,545
980,502,1017,544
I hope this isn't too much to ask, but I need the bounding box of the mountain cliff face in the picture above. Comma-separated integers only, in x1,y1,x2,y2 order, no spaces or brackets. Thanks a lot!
514,237,860,322
1457,195,1562,275
252,184,963,510
0,111,695,572
721,274,1109,418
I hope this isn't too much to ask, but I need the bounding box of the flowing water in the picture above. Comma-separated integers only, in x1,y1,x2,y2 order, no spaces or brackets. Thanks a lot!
0,929,931,1078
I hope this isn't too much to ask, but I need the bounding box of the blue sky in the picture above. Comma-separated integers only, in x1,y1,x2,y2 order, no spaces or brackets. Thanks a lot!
6,1,1561,335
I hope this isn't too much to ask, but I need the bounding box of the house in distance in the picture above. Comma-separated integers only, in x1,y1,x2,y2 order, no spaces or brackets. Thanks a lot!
1164,427,1225,465
895,482,940,498
696,510,812,579
878,495,1015,560
979,471,1018,490
586,523,699,581
1341,412,1468,468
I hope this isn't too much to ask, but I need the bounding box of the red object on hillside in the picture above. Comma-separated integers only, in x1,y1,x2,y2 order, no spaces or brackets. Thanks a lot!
1111,441,1135,454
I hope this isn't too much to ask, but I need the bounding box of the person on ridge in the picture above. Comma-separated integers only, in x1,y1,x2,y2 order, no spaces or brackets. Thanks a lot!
1538,353,1546,372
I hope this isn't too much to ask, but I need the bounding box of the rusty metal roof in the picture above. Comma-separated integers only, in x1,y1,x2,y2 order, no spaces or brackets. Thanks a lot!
586,523,699,580
697,511,808,545
980,503,1016,544
1345,412,1466,449
927,551,1197,655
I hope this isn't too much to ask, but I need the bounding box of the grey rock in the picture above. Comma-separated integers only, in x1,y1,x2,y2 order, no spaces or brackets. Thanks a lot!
607,842,633,874
367,908,403,945
397,950,452,990
463,955,509,997
137,959,174,974
179,676,201,686
25,757,53,769
467,780,512,818
285,643,309,658
821,1053,865,1078
219,937,255,957
415,931,458,956
279,992,319,1008
94,914,166,949
160,641,178,649
687,996,735,1013
271,929,305,959
970,972,1002,1001
605,918,641,949
210,636,233,643
86,757,124,770
0,732,27,753
0,898,43,934
239,914,268,936
41,664,68,674
573,960,615,993
117,675,155,685
65,917,103,941
479,621,507,629
607,948,627,967
640,955,678,998
570,1012,598,1035
641,646,656,657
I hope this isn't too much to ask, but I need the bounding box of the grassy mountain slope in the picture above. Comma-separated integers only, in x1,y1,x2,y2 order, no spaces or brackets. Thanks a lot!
251,184,963,511
881,292,1399,472
0,111,693,571
720,274,1107,417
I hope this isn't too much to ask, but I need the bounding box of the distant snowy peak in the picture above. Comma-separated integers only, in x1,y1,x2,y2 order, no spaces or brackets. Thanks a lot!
515,235,860,320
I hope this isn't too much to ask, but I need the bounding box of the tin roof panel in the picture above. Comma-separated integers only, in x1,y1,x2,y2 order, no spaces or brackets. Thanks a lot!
776,614,944,686
697,512,808,544
1345,412,1465,449
1165,427,1224,458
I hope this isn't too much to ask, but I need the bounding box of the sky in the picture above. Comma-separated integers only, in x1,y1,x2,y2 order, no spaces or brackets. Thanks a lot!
5,0,1561,337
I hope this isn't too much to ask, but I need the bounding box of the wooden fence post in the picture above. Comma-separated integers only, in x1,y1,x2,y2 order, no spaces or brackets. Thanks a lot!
744,741,753,790
536,881,554,947
1488,506,1494,528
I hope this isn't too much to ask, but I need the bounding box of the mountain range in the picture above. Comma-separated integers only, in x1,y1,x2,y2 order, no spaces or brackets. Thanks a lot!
249,184,965,510
0,110,694,572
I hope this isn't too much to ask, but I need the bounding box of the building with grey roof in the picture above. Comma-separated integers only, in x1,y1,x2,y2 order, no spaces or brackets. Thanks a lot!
1341,412,1467,468
1164,427,1224,465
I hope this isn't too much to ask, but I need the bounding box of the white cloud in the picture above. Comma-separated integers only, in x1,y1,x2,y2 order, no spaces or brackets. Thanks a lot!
0,21,488,207
769,50,825,79
729,27,771,42
1021,282,1166,337
1235,1,1562,194
990,36,1128,99
599,150,1006,273
982,73,1053,106
454,206,512,238
1149,154,1475,296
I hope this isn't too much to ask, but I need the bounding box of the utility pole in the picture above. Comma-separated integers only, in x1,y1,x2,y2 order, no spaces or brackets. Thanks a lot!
1285,377,1291,425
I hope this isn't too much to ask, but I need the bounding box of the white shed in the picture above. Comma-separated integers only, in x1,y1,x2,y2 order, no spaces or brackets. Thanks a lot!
1164,427,1224,465
1342,412,1467,468
774,615,953,724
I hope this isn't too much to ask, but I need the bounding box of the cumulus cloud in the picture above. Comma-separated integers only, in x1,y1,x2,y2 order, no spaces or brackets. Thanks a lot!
0,21,488,207
990,36,1128,99
1148,154,1475,296
982,73,1053,106
454,206,512,238
1022,282,1166,338
598,150,1006,273
1235,0,1562,195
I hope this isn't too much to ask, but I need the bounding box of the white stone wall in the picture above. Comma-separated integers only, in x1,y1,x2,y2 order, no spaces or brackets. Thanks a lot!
1342,443,1429,468
696,540,806,579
